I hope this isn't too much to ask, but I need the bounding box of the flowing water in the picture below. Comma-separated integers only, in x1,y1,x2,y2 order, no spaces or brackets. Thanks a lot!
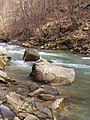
0,42,90,120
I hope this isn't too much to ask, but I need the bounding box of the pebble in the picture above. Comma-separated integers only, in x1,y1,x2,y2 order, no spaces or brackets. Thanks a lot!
29,83,39,92
47,86,60,95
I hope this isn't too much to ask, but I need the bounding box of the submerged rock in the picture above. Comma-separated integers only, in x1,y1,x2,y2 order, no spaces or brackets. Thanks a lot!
30,59,75,84
23,48,40,61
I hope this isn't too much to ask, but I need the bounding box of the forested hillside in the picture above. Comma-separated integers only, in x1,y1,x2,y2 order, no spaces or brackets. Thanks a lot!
0,0,90,55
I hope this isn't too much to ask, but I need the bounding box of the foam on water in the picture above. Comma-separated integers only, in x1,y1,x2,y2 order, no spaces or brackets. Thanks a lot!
52,60,90,69
7,49,25,54
39,52,61,56
11,60,31,68
82,57,90,60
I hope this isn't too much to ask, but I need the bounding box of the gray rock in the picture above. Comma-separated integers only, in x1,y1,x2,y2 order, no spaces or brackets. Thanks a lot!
35,102,53,119
35,111,50,119
17,88,24,93
0,104,15,120
47,86,59,95
29,88,47,97
38,94,55,101
23,49,40,61
30,59,75,84
0,70,10,84
29,83,39,92
24,114,39,120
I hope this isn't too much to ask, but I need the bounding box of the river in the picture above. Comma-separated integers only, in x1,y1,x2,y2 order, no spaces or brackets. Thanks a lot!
0,42,90,120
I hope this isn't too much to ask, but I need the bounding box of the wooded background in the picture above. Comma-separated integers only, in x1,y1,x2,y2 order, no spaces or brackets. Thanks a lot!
0,0,90,39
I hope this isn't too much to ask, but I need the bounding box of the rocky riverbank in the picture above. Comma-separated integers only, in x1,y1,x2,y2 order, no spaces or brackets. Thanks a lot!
0,47,78,120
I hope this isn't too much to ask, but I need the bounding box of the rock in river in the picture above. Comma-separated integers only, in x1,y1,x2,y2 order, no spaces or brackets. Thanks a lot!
30,59,75,84
23,48,40,61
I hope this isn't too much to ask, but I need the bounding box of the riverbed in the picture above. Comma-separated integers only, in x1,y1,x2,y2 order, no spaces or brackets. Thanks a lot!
0,42,90,120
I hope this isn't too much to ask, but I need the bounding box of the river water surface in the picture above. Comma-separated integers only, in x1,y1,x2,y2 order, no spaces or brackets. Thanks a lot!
0,43,90,120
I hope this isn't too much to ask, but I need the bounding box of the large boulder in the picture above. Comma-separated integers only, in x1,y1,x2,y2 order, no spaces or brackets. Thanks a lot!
23,49,40,61
30,59,75,84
